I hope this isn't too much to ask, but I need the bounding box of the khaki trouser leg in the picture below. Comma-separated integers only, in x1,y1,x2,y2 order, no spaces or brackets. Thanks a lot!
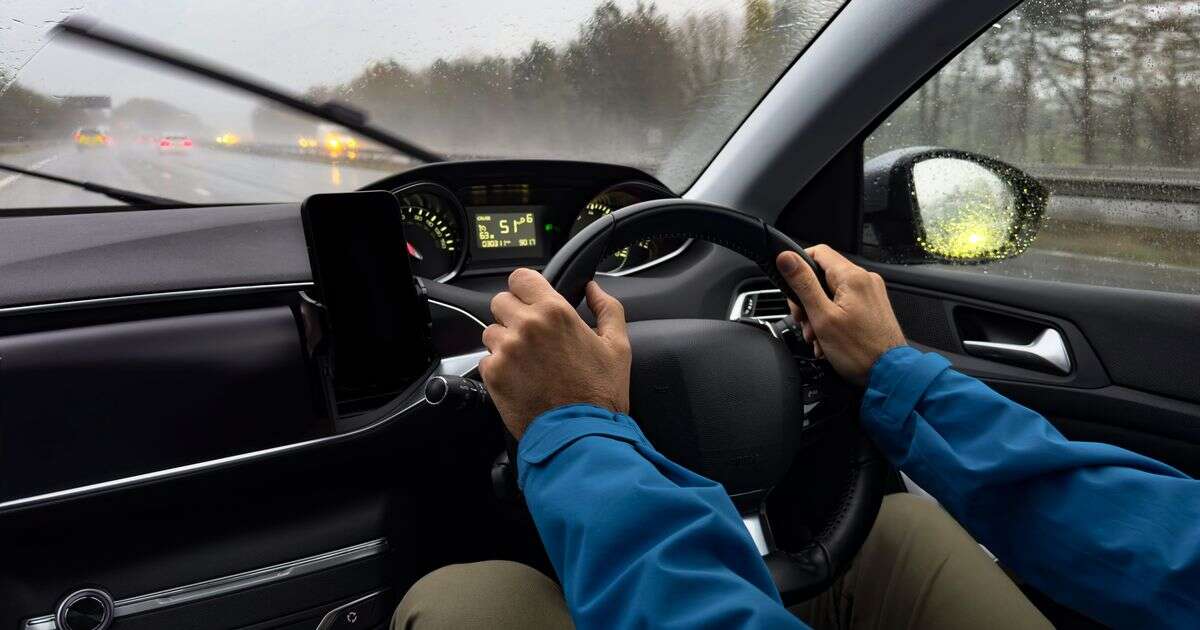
391,560,574,630
792,493,1052,630
393,494,1050,630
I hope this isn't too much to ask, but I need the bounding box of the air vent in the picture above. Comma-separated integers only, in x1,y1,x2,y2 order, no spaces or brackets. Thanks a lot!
729,289,789,321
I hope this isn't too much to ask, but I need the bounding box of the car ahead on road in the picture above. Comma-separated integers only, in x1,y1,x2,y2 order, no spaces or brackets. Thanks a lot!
157,133,193,153
0,2,1196,629
72,127,109,148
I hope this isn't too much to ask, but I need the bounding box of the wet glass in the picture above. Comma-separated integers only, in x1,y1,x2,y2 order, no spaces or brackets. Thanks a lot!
0,0,847,209
865,0,1200,295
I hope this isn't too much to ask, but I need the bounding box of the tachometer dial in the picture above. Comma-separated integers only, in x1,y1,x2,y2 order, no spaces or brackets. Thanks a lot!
573,183,685,273
393,183,466,280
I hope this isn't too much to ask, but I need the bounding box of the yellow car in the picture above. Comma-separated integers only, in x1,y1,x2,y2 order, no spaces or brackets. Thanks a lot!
73,128,109,148
322,132,358,160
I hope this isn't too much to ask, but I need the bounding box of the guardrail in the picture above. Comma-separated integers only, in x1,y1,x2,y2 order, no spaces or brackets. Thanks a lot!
0,140,56,156
1024,163,1200,204
201,140,420,171
206,143,1200,202
200,142,1198,224
201,140,662,174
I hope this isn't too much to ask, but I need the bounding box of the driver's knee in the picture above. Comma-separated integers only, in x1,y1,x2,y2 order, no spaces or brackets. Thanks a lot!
392,560,574,630
837,493,1052,629
855,492,995,584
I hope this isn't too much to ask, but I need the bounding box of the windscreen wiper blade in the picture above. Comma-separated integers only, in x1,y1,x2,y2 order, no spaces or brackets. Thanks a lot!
0,161,188,207
53,16,445,164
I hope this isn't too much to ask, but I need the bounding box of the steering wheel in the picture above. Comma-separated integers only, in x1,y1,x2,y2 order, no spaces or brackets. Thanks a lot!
541,198,888,603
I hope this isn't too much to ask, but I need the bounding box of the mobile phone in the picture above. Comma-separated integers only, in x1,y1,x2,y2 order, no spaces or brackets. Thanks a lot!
301,191,436,414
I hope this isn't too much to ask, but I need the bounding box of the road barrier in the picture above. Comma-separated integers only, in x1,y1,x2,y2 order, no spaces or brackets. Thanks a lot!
201,140,419,171
1025,164,1200,205
200,140,661,173
196,142,1198,229
0,140,57,156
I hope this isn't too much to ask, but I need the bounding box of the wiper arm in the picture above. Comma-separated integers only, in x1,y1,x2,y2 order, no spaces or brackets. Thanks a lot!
0,161,188,207
53,17,445,164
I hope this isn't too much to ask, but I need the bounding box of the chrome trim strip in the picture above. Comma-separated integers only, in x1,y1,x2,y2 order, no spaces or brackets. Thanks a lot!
0,396,420,511
24,539,388,629
0,282,313,316
597,238,693,277
0,345,488,512
742,515,769,556
428,299,487,330
439,349,489,377
728,289,788,322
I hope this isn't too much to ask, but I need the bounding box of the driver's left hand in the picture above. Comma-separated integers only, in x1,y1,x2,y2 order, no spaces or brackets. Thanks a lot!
480,268,632,439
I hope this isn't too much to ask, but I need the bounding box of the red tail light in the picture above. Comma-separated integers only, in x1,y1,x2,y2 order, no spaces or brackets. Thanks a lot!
182,139,193,147
160,139,172,147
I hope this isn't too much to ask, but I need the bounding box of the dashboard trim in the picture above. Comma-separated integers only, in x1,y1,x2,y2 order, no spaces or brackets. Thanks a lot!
22,538,389,629
429,298,487,330
0,282,313,316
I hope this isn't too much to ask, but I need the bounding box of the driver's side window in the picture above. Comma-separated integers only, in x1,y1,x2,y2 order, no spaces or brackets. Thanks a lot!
864,0,1200,295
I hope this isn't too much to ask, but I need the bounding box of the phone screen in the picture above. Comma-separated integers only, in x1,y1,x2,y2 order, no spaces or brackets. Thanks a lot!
301,191,435,410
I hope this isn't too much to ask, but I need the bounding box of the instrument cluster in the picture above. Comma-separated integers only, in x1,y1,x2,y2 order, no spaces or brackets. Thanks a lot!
391,178,687,281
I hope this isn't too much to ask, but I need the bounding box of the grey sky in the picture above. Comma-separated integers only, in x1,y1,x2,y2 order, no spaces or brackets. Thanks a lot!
2,0,739,128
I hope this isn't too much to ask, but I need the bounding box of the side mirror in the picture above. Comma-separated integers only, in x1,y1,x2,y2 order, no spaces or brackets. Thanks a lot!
862,148,1048,264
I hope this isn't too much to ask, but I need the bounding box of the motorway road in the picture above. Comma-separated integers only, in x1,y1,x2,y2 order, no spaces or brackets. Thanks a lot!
0,142,1196,294
0,141,393,209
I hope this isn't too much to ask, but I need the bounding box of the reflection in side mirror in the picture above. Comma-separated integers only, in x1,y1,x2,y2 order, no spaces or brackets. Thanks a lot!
913,158,1018,260
863,148,1048,264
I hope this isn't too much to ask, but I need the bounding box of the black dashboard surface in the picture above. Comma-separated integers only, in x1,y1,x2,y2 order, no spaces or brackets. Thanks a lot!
0,160,671,309
0,159,768,335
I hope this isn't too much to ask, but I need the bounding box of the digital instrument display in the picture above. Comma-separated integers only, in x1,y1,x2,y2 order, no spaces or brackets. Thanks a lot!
469,206,546,259
301,191,436,414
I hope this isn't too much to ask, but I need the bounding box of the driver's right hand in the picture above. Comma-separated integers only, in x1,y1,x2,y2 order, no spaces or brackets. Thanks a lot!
776,245,907,386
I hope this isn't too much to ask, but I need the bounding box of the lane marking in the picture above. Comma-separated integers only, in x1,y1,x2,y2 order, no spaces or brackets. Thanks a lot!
0,155,58,191
29,156,57,170
193,187,211,197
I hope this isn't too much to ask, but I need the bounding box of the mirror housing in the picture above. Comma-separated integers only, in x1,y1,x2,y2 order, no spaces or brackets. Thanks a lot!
862,147,1048,264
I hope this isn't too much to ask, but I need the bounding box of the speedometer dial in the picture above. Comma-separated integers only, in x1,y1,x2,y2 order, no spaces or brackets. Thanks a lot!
393,183,466,280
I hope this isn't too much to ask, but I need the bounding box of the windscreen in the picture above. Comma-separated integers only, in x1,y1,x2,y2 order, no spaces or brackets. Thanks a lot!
0,1,845,208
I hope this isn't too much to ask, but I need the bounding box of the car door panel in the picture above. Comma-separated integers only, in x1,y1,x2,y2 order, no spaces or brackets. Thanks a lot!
872,263,1200,404
0,391,504,627
866,263,1200,478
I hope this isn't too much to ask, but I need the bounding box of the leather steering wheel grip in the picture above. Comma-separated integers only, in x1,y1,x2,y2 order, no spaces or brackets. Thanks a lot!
541,199,831,307
541,198,886,603
765,432,889,604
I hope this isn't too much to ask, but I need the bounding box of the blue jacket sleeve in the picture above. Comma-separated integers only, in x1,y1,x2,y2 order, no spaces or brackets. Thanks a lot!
862,346,1200,628
518,404,806,630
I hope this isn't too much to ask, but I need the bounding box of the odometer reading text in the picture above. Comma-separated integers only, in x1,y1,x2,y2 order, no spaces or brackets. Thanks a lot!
474,211,538,249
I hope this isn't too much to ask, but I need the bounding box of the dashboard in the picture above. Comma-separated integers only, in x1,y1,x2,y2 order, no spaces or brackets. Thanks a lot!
367,160,687,281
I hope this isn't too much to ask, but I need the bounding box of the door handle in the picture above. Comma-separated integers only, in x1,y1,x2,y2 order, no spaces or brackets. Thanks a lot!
962,328,1071,374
